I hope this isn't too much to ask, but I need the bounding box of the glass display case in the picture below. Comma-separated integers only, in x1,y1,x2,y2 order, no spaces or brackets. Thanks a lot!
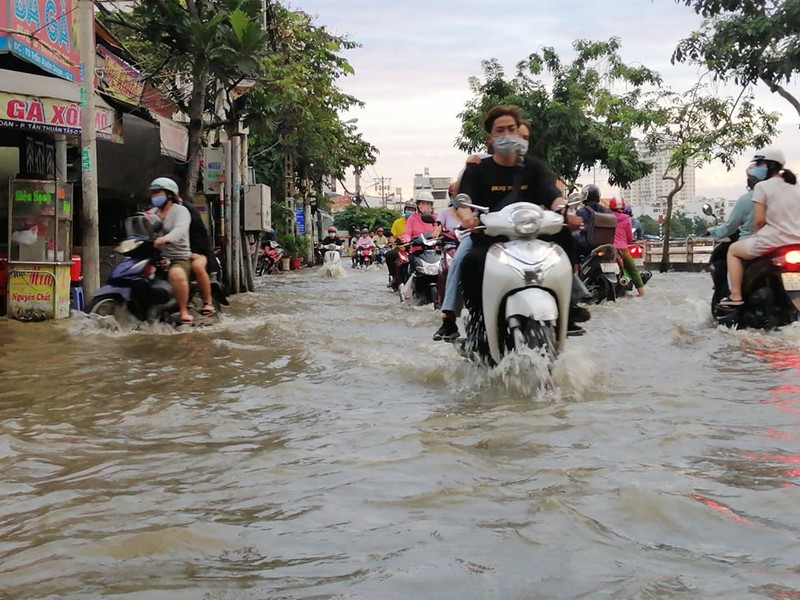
6,179,73,320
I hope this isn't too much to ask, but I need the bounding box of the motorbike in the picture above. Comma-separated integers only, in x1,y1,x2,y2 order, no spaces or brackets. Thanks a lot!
354,246,374,268
578,244,620,303
454,195,574,367
85,214,227,325
398,233,444,307
320,243,345,277
702,204,800,328
256,240,283,276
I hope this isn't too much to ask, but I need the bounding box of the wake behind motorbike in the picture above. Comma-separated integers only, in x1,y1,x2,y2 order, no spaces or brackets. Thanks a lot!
702,204,800,329
86,214,227,326
455,195,574,367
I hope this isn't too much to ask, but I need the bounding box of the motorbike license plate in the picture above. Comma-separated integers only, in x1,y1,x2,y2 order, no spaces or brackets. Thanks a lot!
781,272,800,291
633,258,644,267
601,263,620,274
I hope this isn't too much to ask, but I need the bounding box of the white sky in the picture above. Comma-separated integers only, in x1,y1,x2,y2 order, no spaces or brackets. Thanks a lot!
292,0,800,200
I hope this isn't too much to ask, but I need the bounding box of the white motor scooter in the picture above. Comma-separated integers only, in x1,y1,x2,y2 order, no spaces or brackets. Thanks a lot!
321,243,346,278
455,195,574,366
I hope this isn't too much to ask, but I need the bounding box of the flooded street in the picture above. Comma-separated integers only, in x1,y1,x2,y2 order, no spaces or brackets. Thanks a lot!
1,266,799,599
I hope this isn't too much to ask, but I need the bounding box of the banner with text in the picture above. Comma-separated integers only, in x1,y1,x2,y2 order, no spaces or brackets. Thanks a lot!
0,0,81,83
0,91,122,142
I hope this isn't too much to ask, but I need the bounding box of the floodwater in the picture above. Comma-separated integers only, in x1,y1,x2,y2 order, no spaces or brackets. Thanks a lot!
1,265,799,599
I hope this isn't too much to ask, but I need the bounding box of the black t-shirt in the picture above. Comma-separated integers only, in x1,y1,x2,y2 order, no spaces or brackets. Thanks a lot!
183,202,212,255
321,236,343,246
459,155,562,212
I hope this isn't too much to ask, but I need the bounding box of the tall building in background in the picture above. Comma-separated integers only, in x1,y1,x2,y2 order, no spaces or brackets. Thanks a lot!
623,143,696,220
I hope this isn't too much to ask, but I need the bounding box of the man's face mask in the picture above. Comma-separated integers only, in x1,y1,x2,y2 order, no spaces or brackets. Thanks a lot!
404,210,414,218
493,134,526,157
151,192,168,208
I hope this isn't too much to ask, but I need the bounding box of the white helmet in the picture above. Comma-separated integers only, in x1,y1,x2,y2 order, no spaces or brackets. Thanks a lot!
753,148,786,168
149,177,180,195
415,190,435,204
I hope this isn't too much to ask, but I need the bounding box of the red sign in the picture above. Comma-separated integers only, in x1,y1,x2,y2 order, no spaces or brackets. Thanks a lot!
1,0,81,83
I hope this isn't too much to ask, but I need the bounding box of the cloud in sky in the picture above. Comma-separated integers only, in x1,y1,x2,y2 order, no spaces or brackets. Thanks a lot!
291,0,799,200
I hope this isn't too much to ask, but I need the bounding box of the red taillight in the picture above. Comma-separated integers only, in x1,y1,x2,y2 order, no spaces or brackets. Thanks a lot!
143,264,155,277
629,245,643,258
785,250,800,265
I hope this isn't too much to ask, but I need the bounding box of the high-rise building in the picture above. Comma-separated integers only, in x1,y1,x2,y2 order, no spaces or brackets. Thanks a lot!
412,167,451,213
623,143,696,220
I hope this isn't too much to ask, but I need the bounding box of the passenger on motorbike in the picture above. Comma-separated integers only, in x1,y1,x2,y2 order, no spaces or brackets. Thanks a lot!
721,148,800,307
575,183,610,259
446,105,579,342
385,202,416,289
707,169,760,241
608,196,645,297
149,177,194,323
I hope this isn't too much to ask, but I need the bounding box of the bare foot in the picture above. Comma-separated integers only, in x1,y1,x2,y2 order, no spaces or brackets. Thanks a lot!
636,288,645,297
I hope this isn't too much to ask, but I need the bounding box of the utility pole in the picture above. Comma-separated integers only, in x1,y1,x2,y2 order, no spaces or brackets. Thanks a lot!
78,0,99,298
354,168,362,212
373,177,391,207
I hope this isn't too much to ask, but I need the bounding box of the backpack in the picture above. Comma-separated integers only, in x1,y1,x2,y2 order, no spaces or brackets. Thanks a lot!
584,206,617,249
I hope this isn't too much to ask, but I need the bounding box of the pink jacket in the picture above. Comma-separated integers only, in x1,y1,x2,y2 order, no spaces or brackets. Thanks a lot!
402,212,438,242
612,211,633,249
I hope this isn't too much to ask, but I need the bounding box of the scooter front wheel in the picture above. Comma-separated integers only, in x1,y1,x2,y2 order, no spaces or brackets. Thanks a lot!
510,318,557,362
86,294,138,327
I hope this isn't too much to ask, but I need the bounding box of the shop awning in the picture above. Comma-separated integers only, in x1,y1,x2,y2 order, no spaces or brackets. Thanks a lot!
0,69,121,142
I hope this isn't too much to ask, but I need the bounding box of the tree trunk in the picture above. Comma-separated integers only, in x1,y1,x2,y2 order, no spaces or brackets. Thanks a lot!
658,166,686,273
183,64,208,199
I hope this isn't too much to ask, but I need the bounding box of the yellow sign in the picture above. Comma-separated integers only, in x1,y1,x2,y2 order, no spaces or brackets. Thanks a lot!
8,264,70,321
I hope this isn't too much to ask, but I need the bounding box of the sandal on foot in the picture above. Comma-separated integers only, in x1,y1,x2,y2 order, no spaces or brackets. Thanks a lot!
200,303,216,316
718,296,744,307
179,314,194,324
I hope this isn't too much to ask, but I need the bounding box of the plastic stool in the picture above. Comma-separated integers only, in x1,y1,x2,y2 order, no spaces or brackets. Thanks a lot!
71,286,85,311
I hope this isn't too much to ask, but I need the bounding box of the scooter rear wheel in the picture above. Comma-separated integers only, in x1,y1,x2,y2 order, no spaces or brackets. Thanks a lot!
87,294,137,327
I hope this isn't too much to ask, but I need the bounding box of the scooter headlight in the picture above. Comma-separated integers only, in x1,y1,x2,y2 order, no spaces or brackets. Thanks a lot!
509,207,542,235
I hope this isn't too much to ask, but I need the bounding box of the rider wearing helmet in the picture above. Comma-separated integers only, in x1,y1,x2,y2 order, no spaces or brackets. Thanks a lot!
321,225,343,247
385,201,418,289
707,166,761,242
149,176,194,323
721,148,800,307
608,196,645,296
402,191,440,243
575,183,610,258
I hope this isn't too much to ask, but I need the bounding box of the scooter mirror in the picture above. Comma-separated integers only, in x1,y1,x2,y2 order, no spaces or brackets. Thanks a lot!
455,194,488,212
421,213,436,224
701,203,714,216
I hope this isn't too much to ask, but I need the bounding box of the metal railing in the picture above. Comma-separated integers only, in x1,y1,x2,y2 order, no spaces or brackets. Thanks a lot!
642,237,715,265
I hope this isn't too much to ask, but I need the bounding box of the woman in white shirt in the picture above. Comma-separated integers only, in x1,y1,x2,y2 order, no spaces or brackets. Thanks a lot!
720,148,800,307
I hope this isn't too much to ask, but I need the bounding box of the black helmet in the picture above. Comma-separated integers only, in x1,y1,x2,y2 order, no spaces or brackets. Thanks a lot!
581,184,600,204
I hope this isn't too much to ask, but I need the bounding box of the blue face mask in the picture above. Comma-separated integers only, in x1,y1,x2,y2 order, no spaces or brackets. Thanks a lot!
151,192,168,208
404,210,413,218
450,198,459,208
747,164,768,182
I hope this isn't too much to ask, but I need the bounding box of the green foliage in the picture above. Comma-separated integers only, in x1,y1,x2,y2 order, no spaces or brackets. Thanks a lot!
333,206,401,233
639,81,779,270
674,0,800,115
457,39,662,190
276,232,310,257
638,215,662,237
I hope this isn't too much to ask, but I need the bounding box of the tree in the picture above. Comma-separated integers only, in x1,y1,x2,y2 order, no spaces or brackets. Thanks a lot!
457,39,661,190
638,215,662,237
333,206,400,234
639,81,779,271
102,0,272,198
246,6,377,234
674,0,800,116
